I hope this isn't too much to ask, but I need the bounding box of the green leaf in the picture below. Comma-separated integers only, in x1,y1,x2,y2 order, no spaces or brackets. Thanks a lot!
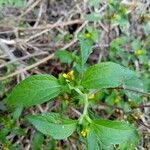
43,139,56,150
79,38,93,67
144,21,150,35
11,127,25,136
15,0,23,7
0,128,10,142
85,13,101,21
124,77,144,102
81,62,141,90
0,101,7,111
110,36,128,52
7,75,62,107
90,119,139,146
27,113,77,139
78,26,99,69
131,39,141,50
0,0,23,7
89,0,101,7
86,26,100,42
87,129,100,150
54,50,74,64
31,131,44,150
13,106,23,120
118,141,136,150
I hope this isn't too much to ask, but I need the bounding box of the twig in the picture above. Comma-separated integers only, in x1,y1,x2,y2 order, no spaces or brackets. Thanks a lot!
70,107,82,116
0,19,82,34
0,19,86,80
0,42,17,62
0,54,54,81
134,104,150,109
25,19,62,42
110,87,150,98
60,21,87,50
99,102,150,111
121,87,150,98
25,19,82,42
99,102,124,111
0,52,48,68
136,119,150,129
33,1,44,28
0,39,16,45
61,39,77,50
37,105,44,113
18,0,42,19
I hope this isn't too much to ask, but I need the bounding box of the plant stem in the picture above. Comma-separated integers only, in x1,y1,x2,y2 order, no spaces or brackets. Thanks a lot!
79,94,92,124
73,87,92,124
82,94,89,116
73,87,85,96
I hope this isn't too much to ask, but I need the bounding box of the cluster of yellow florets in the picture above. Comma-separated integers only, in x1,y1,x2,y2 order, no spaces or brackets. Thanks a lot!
134,49,144,56
111,13,119,20
63,93,69,104
133,111,143,120
63,70,74,82
114,96,121,104
81,128,89,137
85,32,92,39
88,93,95,99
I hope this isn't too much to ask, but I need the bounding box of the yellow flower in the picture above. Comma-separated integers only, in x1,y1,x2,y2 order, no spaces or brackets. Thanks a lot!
114,98,120,104
63,70,74,82
124,7,129,14
134,111,142,120
85,33,92,39
81,128,89,137
135,49,144,56
88,93,95,99
64,93,69,100
114,96,121,104
64,100,69,105
4,145,9,150
112,13,119,20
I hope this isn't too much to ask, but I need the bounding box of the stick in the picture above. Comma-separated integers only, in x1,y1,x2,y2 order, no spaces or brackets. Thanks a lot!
0,54,54,81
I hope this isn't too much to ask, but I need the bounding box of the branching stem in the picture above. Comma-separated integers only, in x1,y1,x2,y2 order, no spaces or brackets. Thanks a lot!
73,87,91,124
82,94,89,116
